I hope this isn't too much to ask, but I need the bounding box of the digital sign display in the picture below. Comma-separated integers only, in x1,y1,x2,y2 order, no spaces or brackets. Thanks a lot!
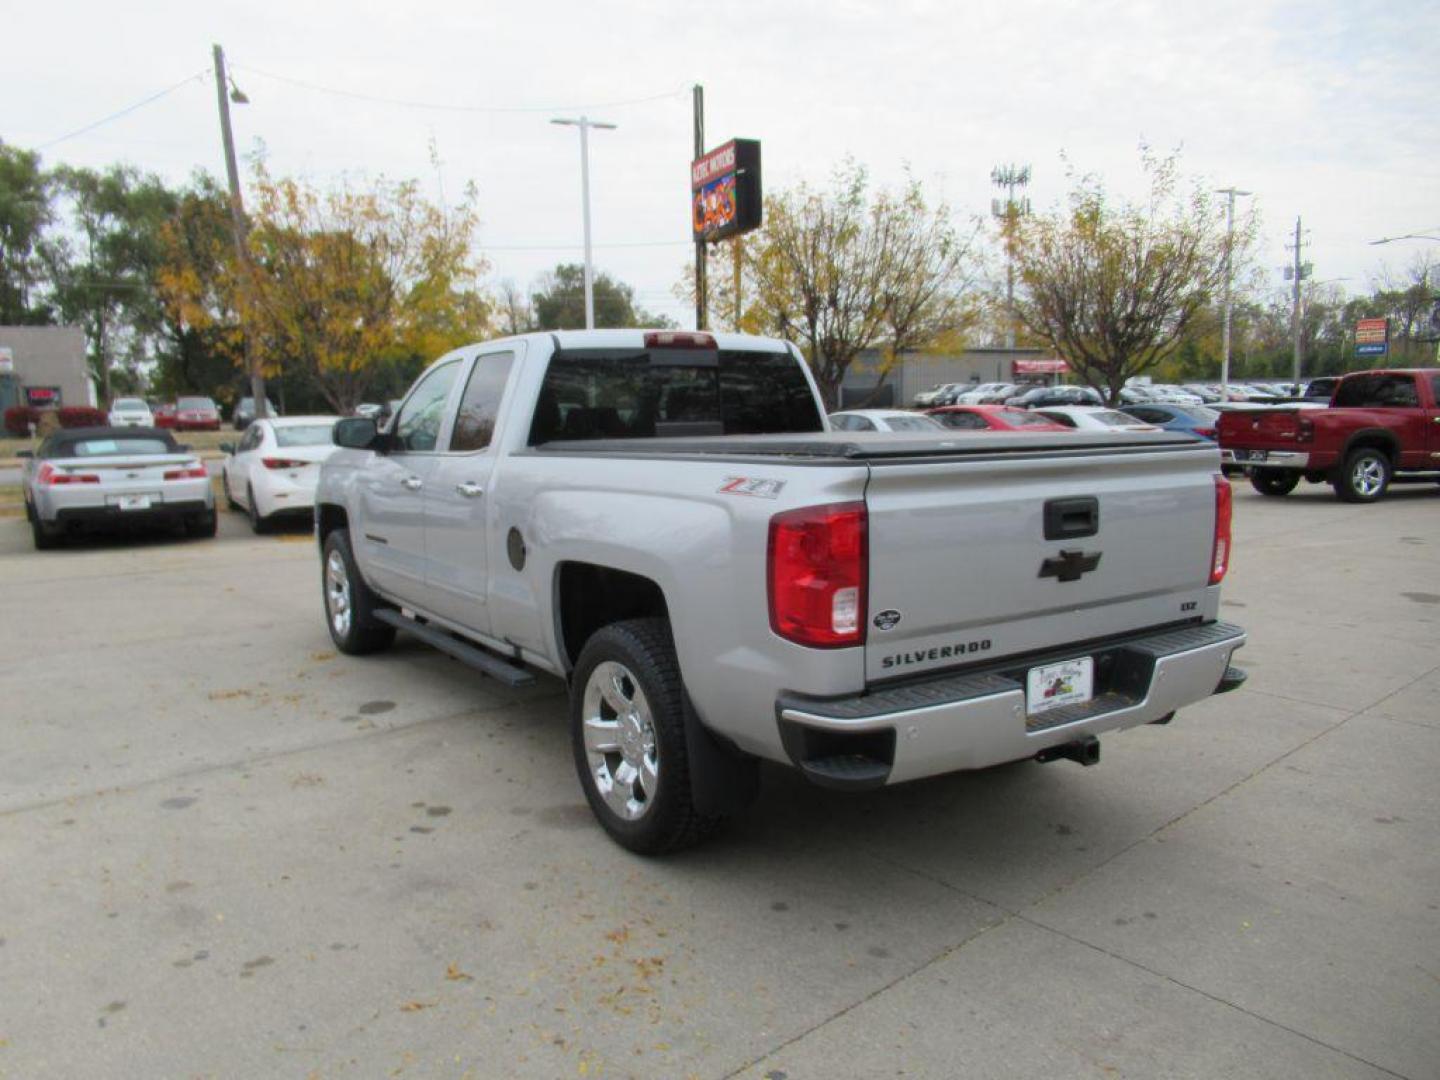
691,139,761,243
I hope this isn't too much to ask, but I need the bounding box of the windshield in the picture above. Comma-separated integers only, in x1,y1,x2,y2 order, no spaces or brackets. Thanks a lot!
274,424,335,448
1096,410,1148,427
66,437,174,457
178,397,215,409
885,415,943,432
530,348,823,443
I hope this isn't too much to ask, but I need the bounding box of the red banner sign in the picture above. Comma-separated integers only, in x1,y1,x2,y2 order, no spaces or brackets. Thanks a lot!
1015,358,1069,375
1354,317,1388,344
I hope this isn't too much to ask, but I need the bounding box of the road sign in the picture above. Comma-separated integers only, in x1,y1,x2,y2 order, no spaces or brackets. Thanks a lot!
1355,343,1388,357
1354,317,1388,356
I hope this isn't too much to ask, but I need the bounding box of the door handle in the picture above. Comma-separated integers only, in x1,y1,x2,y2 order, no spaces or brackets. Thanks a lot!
401,476,423,491
455,481,485,498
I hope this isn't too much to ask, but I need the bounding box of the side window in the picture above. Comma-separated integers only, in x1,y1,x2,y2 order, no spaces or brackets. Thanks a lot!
449,351,515,453
394,361,461,453
830,415,854,431
1432,376,1440,406
853,416,876,431
240,426,262,453
1376,375,1418,407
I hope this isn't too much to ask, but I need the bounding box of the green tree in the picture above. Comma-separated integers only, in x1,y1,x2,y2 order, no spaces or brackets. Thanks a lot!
1012,151,1248,404
530,263,673,330
45,164,178,400
0,140,54,324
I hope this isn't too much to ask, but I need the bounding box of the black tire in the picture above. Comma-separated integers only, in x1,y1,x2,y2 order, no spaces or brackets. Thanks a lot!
31,512,61,550
321,528,395,655
185,510,218,538
222,472,241,512
1332,447,1391,503
1250,470,1300,497
570,618,723,855
246,484,269,534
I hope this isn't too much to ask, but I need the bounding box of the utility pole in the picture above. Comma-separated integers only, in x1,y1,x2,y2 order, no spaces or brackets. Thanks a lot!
1215,186,1251,398
693,84,707,331
550,116,617,329
212,44,266,421
1286,217,1311,392
990,164,1031,350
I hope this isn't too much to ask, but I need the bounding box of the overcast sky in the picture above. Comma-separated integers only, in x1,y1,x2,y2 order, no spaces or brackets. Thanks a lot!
7,0,1438,331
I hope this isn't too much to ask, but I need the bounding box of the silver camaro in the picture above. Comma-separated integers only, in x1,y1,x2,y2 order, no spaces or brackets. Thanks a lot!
20,426,216,550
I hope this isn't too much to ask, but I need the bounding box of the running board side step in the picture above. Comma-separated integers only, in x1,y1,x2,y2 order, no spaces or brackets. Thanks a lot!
373,609,536,687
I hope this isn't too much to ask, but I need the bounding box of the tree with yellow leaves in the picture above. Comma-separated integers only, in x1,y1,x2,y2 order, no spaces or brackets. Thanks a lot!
160,167,490,414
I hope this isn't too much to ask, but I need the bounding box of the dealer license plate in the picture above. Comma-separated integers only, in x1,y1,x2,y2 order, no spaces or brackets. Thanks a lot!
1232,449,1267,462
1026,657,1094,717
116,494,152,511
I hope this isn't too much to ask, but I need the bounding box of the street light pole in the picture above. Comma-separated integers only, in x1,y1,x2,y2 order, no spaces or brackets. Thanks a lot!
212,44,266,421
1215,187,1251,398
551,116,617,330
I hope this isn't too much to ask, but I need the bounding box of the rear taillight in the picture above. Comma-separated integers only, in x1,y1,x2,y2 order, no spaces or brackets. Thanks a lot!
37,463,99,486
261,457,307,470
163,463,208,480
644,330,716,350
1296,415,1314,443
768,502,867,648
1210,474,1233,585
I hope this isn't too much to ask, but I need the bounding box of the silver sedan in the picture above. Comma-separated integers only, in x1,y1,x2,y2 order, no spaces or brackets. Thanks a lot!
20,426,216,549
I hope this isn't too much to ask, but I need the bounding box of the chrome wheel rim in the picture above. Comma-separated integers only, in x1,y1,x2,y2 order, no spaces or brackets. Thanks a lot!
581,660,659,821
1352,457,1385,497
325,550,352,638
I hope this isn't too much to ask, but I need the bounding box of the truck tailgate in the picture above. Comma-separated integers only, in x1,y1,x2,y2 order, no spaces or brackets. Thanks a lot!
863,441,1219,683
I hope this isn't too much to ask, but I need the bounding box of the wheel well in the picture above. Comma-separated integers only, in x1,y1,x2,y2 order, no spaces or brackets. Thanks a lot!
557,562,669,671
316,503,348,546
1342,431,1398,463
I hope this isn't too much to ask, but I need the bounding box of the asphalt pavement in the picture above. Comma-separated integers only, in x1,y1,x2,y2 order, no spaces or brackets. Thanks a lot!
0,484,1436,1078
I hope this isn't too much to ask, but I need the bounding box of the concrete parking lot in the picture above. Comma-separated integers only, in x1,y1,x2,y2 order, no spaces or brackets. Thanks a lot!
0,484,1436,1079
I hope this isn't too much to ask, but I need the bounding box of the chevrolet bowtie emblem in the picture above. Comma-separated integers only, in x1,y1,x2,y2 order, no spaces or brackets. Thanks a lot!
1039,549,1102,582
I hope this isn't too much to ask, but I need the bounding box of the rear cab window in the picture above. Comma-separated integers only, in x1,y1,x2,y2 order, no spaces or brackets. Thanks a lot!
529,347,824,444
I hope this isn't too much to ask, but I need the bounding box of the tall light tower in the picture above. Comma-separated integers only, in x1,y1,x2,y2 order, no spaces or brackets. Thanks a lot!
1214,187,1251,397
1284,217,1311,392
991,164,1031,350
551,116,617,329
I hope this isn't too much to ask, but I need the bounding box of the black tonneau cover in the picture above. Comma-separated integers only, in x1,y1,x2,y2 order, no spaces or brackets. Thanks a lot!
529,429,1209,462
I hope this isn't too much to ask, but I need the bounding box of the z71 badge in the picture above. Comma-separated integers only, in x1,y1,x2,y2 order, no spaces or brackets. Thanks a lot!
717,477,786,499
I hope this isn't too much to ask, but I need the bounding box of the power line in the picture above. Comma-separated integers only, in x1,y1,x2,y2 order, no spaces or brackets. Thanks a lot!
235,65,688,115
38,70,210,150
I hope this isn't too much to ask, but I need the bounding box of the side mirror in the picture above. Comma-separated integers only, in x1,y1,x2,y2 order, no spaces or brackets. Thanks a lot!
333,416,382,451
218,442,234,455
16,450,33,459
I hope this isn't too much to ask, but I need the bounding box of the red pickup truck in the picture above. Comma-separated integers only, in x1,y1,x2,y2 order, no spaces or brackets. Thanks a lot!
1218,368,1440,502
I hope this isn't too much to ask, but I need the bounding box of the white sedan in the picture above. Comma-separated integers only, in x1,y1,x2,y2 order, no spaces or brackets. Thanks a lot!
829,409,946,433
1034,406,1161,432
107,397,153,427
220,416,341,532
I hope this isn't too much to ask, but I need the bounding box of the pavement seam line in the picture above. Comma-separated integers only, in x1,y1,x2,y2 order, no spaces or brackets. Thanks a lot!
1015,913,1413,1080
0,691,565,821
717,904,1012,1080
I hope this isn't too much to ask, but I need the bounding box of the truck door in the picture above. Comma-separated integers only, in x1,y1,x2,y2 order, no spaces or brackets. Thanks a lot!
1430,374,1440,463
422,347,519,633
355,359,462,600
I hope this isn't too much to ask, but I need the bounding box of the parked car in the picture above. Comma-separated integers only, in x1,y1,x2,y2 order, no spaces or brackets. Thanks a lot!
1006,385,1105,409
1218,367,1440,501
232,396,280,430
172,395,222,431
1119,403,1221,440
973,382,1023,404
829,409,946,433
911,382,966,408
1182,384,1225,404
315,328,1246,854
925,405,1071,432
106,397,153,428
1035,406,1161,432
152,402,178,428
949,382,1010,405
220,416,343,532
18,426,215,549
1149,385,1206,405
1303,377,1340,400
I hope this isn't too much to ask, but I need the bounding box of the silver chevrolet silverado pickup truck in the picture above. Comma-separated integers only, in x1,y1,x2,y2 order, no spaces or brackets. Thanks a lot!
315,329,1246,853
